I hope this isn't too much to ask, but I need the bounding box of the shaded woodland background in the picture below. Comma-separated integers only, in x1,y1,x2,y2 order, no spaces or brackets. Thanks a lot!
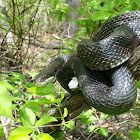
0,0,140,140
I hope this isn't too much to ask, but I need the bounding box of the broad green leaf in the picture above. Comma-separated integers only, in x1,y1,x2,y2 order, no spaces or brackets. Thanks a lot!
9,72,26,82
0,125,4,138
19,108,36,126
8,134,30,140
80,116,97,124
9,126,33,138
30,105,41,117
26,71,38,78
130,129,140,140
22,98,60,108
65,120,75,130
0,84,14,120
36,116,57,127
91,11,112,20
27,83,56,95
78,109,93,118
37,133,54,140
88,125,97,132
99,128,108,137
63,107,68,118
0,78,15,91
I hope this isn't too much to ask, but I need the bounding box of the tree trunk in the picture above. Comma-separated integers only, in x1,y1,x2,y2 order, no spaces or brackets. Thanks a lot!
63,0,79,38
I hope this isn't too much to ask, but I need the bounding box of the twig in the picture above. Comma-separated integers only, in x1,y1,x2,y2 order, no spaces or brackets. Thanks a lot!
107,121,140,140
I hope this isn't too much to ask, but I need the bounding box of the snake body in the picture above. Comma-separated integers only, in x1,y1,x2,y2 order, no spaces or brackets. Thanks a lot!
35,11,140,115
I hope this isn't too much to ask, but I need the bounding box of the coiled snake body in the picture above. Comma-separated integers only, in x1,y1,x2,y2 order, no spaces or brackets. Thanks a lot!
35,11,140,115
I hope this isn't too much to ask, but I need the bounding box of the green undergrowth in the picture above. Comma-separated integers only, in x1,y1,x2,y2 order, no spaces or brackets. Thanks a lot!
0,72,139,140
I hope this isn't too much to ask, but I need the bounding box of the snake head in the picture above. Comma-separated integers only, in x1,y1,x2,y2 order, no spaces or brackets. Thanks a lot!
35,69,56,86
34,57,66,86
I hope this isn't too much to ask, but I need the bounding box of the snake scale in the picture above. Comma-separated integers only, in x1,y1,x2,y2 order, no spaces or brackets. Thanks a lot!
35,11,140,115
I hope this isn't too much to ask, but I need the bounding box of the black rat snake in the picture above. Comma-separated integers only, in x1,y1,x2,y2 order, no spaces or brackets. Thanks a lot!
35,11,140,115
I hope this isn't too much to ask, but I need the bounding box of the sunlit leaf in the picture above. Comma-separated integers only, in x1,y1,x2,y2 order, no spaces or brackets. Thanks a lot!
91,11,112,20
36,116,57,127
65,120,75,130
27,83,56,95
9,126,33,138
37,133,54,140
99,128,108,137
88,125,97,132
8,134,30,140
0,78,15,91
0,84,14,120
9,72,26,82
22,98,60,108
0,125,4,138
19,108,36,126
78,109,93,118
26,71,38,78
80,116,97,124
63,107,68,118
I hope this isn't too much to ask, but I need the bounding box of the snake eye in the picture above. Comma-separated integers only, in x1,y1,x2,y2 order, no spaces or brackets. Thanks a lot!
105,88,109,92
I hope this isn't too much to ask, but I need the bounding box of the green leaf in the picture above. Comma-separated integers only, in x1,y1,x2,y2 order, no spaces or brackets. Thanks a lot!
10,96,23,101
27,83,56,95
26,71,38,78
9,72,26,82
91,11,112,20
99,128,108,137
130,129,140,140
12,89,22,96
65,120,75,130
116,134,124,139
88,125,97,132
0,84,15,120
37,133,54,140
80,116,97,124
134,0,140,6
8,134,30,140
63,107,68,118
61,92,65,100
19,108,36,126
36,116,57,127
9,126,34,138
22,98,60,108
0,125,4,138
0,78,15,91
78,109,93,118
25,92,32,100
30,105,41,117
100,113,107,119
100,113,113,119
136,81,140,89
53,131,64,140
